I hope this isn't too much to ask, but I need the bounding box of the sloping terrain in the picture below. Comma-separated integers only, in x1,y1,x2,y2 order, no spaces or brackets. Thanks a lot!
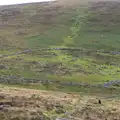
0,0,120,119
0,86,120,120
0,0,120,92
0,0,120,49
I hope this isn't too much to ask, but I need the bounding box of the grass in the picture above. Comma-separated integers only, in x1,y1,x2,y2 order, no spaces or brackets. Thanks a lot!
1,48,120,85
0,84,120,120
0,0,120,94
26,26,70,48
22,1,120,51
48,74,119,84
1,1,120,120
1,82,120,97
0,0,120,50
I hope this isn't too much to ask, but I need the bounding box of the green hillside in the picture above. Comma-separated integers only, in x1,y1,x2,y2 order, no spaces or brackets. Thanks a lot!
0,0,120,49
0,0,120,93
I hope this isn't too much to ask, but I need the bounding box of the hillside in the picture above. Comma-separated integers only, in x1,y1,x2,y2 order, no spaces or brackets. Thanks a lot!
0,0,120,119
0,0,119,86
0,0,120,49
0,85,120,120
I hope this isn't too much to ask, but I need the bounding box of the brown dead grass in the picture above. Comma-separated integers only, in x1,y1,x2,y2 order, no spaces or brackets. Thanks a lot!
0,86,120,120
0,86,80,119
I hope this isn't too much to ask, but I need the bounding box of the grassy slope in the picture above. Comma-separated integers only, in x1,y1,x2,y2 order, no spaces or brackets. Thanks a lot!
1,0,120,49
0,0,120,93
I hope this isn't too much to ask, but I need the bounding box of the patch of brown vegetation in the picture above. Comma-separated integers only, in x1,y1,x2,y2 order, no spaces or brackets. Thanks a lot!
0,86,120,120
0,86,80,119
71,97,120,120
